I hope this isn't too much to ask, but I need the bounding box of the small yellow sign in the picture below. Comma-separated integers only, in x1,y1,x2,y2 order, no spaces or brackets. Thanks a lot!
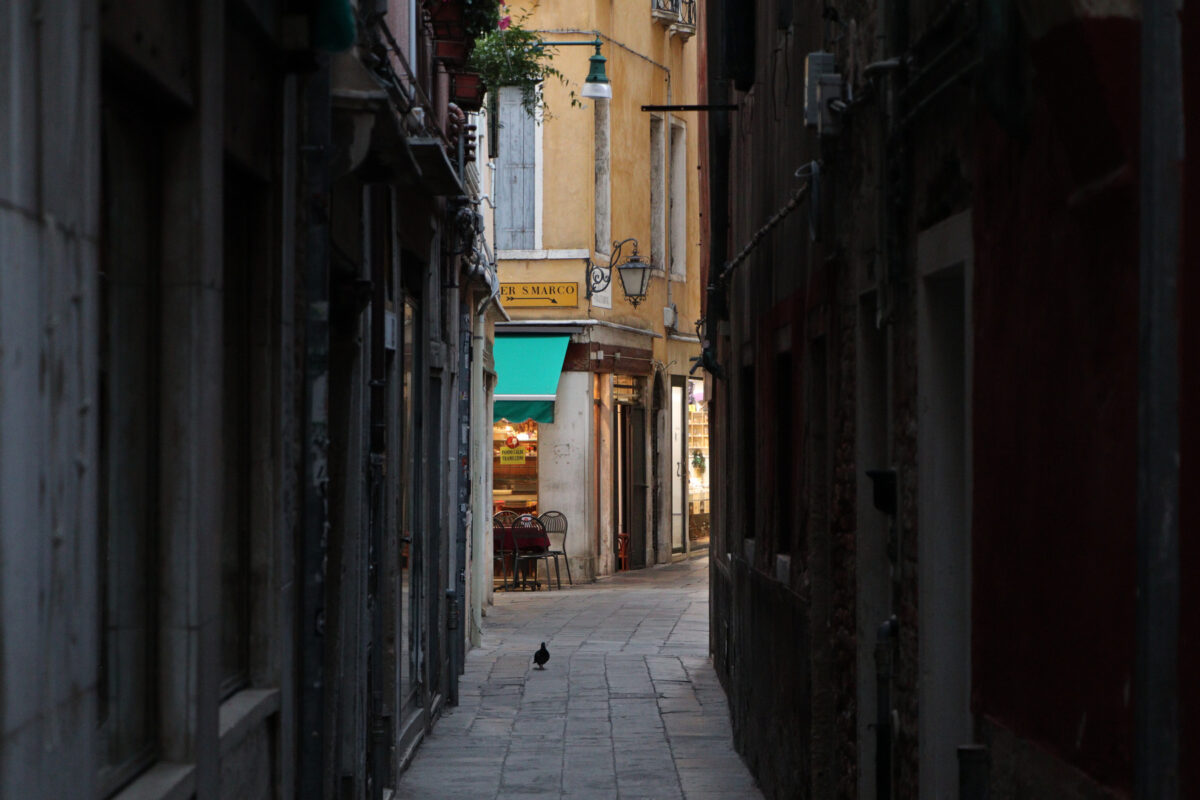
499,447,527,465
500,282,579,308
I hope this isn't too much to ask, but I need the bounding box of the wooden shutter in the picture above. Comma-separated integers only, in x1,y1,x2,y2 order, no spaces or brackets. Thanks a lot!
495,87,535,250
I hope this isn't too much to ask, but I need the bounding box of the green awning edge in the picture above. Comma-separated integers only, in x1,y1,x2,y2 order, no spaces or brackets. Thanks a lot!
493,334,571,406
494,400,555,424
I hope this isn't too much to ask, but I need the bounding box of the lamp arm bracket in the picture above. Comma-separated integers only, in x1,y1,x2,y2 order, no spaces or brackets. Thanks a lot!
585,256,612,298
609,237,639,270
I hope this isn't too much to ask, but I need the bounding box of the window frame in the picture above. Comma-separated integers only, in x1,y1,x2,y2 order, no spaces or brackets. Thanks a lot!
96,94,164,797
495,87,537,251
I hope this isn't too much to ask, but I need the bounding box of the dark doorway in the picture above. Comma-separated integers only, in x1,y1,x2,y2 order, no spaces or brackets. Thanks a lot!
615,401,649,569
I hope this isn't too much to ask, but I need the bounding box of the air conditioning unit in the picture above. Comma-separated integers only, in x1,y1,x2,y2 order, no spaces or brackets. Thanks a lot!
804,52,835,127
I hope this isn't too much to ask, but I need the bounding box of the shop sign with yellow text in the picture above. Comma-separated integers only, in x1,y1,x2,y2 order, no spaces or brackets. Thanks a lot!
500,282,579,308
499,447,527,465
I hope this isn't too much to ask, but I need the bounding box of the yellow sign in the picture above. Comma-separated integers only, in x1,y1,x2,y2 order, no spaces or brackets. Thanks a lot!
500,282,579,308
499,447,527,465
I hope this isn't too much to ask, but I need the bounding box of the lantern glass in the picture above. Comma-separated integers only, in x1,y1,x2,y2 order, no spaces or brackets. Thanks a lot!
617,257,652,303
581,81,612,100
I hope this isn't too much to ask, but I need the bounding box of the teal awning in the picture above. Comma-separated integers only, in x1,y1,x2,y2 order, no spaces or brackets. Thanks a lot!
493,335,570,423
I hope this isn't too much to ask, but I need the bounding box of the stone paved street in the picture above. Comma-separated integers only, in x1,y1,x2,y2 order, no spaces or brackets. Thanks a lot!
395,555,762,799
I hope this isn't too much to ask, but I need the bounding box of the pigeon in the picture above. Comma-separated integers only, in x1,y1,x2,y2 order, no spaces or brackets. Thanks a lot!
533,642,550,670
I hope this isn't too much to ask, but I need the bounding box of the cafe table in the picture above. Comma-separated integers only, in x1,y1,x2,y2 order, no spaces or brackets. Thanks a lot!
493,525,551,590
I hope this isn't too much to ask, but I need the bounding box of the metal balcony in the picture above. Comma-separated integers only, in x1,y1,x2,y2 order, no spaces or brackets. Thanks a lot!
651,0,696,38
651,0,679,24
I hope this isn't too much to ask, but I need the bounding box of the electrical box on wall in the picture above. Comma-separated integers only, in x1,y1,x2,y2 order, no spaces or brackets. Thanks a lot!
804,52,835,126
817,73,843,136
663,304,678,330
384,310,398,351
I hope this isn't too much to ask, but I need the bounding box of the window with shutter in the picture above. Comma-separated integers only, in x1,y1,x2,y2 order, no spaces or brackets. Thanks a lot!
495,87,536,250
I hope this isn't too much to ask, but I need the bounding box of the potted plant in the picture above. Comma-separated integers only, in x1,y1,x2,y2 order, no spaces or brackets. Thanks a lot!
424,0,465,39
691,451,706,475
466,6,577,118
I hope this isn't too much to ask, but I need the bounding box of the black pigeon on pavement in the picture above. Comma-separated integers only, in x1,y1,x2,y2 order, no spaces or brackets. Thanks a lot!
533,642,550,670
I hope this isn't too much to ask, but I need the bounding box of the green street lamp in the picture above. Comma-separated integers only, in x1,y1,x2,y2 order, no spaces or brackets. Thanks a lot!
580,41,612,99
539,36,611,100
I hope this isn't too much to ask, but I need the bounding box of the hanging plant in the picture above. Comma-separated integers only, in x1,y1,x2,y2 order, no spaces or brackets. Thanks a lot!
463,0,502,40
466,5,579,117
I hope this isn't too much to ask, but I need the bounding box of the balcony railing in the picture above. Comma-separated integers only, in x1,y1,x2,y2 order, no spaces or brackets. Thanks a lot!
679,0,696,27
651,0,696,31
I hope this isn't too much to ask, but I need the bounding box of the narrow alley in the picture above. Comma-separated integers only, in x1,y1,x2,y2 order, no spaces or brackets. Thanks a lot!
4,0,1197,798
396,556,761,799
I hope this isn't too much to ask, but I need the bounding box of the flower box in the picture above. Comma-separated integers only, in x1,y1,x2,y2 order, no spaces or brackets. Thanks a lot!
425,0,465,39
434,38,469,65
452,71,485,111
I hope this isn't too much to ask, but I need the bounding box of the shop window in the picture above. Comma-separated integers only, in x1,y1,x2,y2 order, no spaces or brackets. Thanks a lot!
686,379,710,543
493,420,540,515
613,376,643,405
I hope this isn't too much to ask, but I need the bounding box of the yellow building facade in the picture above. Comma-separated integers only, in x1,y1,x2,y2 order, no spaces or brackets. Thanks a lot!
483,0,706,581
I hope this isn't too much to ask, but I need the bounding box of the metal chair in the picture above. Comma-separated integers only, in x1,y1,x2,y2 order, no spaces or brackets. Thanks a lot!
538,511,571,588
493,511,522,590
492,522,517,591
617,531,630,572
512,514,553,590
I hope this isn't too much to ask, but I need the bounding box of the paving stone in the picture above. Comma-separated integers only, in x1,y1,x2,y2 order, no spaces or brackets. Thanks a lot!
394,556,761,799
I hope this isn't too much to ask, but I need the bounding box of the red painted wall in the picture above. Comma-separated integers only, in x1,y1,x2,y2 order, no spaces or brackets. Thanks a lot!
971,17,1141,792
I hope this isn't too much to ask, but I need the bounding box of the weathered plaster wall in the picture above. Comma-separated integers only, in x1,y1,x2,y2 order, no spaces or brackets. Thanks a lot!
0,3,100,796
493,0,704,361
537,370,598,580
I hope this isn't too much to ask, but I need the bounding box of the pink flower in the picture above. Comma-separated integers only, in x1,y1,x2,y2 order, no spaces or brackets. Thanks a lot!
499,14,511,29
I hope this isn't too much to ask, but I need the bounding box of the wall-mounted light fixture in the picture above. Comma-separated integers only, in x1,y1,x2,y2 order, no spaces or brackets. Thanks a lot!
538,36,612,99
586,238,655,307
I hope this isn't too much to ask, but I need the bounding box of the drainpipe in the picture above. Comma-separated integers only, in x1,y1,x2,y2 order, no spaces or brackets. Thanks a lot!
876,616,898,800
1136,1,1182,798
469,305,487,645
299,58,332,800
876,4,907,795
367,185,390,798
451,300,472,704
